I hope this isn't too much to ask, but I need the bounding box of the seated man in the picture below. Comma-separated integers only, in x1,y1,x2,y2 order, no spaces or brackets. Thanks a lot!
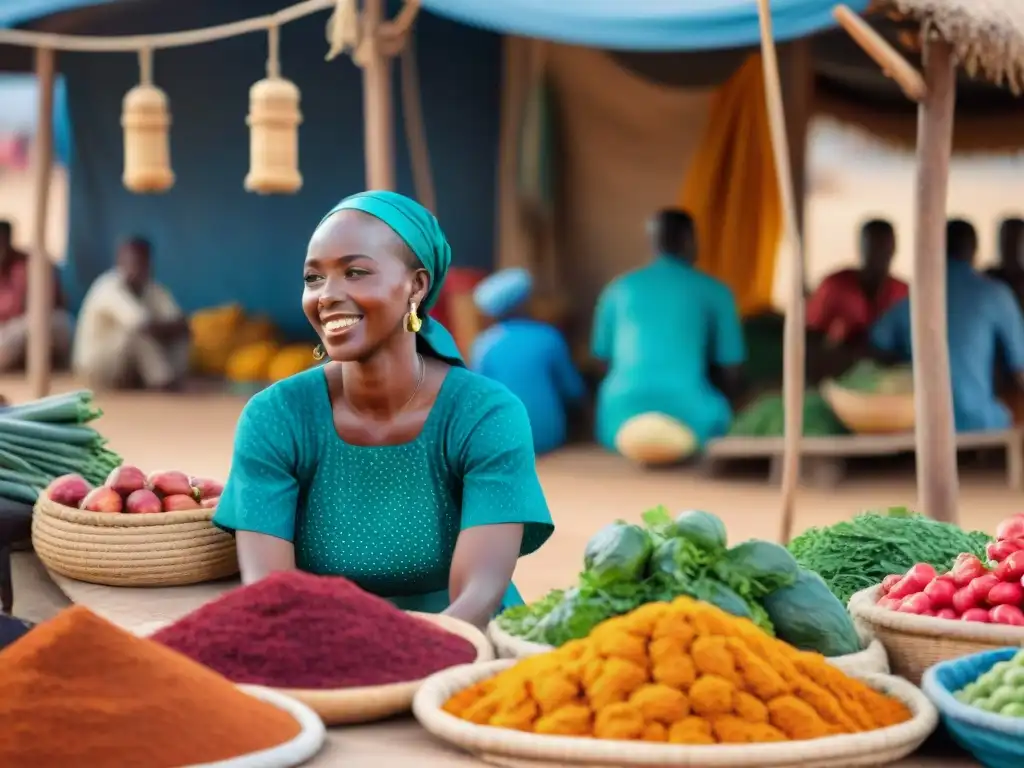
0,220,72,371
985,217,1024,311
73,237,190,391
871,219,1024,432
470,268,585,455
808,219,908,347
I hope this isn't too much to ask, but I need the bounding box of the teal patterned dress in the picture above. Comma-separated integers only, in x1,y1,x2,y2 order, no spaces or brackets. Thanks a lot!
213,366,554,612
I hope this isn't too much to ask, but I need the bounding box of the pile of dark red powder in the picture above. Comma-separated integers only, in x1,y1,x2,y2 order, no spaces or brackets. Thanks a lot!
151,571,478,689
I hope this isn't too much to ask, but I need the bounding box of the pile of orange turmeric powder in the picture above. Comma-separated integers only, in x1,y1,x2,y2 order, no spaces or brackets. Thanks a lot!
0,606,305,767
444,596,912,744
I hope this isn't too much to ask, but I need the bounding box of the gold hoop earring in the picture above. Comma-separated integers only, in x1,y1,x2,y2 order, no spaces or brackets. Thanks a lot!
312,343,325,361
405,302,423,333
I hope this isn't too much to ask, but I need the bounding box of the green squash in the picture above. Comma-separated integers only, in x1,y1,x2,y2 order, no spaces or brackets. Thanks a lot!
670,510,728,552
583,522,653,588
714,540,801,599
762,569,861,656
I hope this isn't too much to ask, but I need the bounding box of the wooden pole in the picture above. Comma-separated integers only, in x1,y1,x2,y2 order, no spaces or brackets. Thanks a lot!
362,0,394,190
27,47,56,398
911,36,959,524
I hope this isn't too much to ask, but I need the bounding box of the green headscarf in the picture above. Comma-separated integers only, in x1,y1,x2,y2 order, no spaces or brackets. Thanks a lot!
317,191,464,367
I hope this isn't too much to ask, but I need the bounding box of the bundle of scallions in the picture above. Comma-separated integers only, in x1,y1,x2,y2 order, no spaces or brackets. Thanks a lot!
0,389,122,505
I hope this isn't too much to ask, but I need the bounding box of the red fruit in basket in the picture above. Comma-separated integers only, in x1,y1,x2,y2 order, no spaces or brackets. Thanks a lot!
876,597,900,610
880,574,903,594
188,477,224,501
46,474,92,507
124,489,162,514
988,581,1024,606
199,496,219,509
952,586,978,615
950,553,988,587
162,494,201,511
923,577,957,609
105,465,146,497
147,470,193,497
991,604,1024,626
897,593,932,614
987,540,1022,564
935,608,959,620
961,608,992,623
80,486,123,513
995,550,1024,582
969,573,1001,603
997,515,1024,542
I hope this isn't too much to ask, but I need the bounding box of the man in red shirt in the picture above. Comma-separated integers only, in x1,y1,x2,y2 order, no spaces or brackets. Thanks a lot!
807,219,909,347
0,220,71,371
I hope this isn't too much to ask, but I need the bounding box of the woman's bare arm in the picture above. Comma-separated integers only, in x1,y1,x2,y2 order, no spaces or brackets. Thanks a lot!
445,523,524,628
236,531,298,585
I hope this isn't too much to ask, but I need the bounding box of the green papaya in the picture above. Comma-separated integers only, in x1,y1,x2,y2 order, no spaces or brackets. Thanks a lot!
761,569,861,656
671,510,728,552
583,522,653,587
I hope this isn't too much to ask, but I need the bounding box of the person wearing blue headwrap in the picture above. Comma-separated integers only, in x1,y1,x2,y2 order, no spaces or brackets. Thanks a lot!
471,268,585,454
213,191,553,626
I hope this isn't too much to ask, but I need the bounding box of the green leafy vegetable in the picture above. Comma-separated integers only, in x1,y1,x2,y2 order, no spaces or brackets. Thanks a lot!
714,540,800,600
787,508,992,605
583,522,653,588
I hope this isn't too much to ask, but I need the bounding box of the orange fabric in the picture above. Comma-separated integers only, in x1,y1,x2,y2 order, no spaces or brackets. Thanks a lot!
678,54,782,316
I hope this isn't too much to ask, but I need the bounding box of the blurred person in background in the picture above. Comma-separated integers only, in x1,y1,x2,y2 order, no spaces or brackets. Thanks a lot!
470,267,585,455
591,208,745,466
73,236,190,391
872,219,1024,432
985,217,1024,310
0,220,72,372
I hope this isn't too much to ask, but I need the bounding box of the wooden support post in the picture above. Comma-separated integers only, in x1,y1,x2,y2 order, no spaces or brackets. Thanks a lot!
27,47,56,399
912,37,958,524
781,39,814,240
362,0,395,190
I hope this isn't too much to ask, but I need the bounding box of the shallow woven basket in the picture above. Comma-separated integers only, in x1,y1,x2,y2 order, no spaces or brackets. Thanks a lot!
488,621,890,676
848,585,1024,685
413,660,937,767
247,613,491,726
32,494,238,587
821,381,915,435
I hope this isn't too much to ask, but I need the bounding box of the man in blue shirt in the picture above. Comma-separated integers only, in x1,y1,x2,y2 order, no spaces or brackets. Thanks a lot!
591,208,746,464
871,219,1024,432
471,268,585,455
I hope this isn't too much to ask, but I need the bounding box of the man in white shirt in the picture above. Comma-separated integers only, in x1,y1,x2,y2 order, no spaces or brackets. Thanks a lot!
73,237,190,390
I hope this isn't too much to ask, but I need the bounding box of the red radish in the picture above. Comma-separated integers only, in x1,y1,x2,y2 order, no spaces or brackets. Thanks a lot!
888,565,936,600
876,597,901,610
922,609,937,616
991,605,1024,626
988,581,1024,606
923,577,957,609
988,540,1020,563
969,573,1001,603
996,550,1024,581
950,554,988,587
961,608,992,623
952,586,979,615
935,608,959,620
897,593,932,614
905,563,937,587
880,574,903,594
996,515,1024,542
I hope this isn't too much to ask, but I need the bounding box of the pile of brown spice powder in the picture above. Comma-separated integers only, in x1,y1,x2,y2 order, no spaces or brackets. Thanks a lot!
0,606,305,768
153,571,479,689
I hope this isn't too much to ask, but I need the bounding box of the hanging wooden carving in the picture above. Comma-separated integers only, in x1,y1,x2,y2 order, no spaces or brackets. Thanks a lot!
121,48,174,193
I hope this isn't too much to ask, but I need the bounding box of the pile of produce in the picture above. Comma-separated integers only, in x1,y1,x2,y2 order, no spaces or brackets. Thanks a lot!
497,508,862,657
0,390,123,505
955,650,1024,717
985,513,1024,564
788,507,992,605
153,570,478,688
46,466,223,514
836,360,913,395
876,552,1024,625
0,606,308,767
446,596,911,743
728,391,847,438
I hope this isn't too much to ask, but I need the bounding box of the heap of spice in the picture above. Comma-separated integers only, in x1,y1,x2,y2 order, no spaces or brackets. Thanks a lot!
444,596,912,743
153,570,479,689
0,606,304,767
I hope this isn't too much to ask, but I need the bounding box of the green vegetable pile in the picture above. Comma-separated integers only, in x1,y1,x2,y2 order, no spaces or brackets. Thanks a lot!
955,651,1024,718
836,360,913,395
0,390,123,504
497,507,862,657
787,507,992,605
728,391,848,438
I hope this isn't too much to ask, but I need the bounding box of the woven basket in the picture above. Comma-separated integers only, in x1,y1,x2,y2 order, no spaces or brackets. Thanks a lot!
271,612,494,726
487,621,890,676
32,494,238,587
413,660,937,767
848,586,1024,685
821,381,915,434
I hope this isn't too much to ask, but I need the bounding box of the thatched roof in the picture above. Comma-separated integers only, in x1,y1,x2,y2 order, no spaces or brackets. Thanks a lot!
875,1,1024,91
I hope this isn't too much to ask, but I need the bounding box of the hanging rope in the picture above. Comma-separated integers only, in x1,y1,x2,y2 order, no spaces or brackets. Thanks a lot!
138,47,153,86
266,23,282,79
325,0,362,62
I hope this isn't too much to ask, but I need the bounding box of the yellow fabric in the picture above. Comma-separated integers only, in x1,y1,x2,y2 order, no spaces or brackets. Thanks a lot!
615,413,697,466
679,54,782,316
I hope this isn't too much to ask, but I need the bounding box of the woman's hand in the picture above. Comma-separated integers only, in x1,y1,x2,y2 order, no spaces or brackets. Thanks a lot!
445,523,523,628
236,531,298,585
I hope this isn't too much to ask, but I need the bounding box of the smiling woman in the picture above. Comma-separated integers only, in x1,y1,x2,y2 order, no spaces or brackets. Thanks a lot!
212,190,554,629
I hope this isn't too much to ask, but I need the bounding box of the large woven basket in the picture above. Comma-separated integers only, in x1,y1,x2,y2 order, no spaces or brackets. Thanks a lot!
32,494,238,587
488,621,890,676
821,381,915,435
413,660,937,767
848,585,1024,685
